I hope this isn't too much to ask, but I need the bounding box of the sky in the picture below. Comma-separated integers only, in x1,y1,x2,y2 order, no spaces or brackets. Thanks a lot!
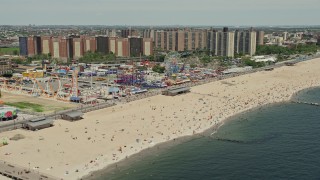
1,0,319,26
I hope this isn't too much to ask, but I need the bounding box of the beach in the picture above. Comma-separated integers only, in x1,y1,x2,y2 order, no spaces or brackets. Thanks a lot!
1,58,320,180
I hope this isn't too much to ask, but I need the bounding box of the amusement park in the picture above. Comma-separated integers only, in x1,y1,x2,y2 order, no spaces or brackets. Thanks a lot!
0,53,221,126
0,52,218,104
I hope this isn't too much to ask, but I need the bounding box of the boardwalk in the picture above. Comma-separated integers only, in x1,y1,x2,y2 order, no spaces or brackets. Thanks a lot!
0,160,57,180
1,54,319,133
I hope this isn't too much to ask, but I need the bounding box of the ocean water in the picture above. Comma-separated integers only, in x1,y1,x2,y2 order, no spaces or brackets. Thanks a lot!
94,87,320,180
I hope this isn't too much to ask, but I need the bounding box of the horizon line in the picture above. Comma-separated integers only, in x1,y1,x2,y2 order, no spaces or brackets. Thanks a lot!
1,24,320,27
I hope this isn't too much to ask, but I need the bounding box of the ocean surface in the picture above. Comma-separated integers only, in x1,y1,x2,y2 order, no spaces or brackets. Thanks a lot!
94,87,320,180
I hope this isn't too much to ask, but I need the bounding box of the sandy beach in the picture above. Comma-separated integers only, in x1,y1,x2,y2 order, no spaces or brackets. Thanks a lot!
1,58,320,180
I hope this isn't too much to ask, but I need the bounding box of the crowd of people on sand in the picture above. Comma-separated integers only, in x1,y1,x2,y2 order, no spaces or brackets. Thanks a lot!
4,61,320,179
60,74,318,177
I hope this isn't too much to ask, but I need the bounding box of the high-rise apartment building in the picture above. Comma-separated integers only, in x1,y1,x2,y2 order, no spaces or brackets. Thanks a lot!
198,30,207,50
221,31,235,57
116,38,129,57
256,31,264,45
68,37,74,60
73,37,84,59
234,30,240,54
283,32,288,41
27,36,41,57
19,37,28,56
215,29,235,57
59,37,70,62
27,37,35,56
207,30,218,55
84,36,97,53
176,30,185,52
155,30,165,50
150,29,155,42
143,29,151,38
109,37,117,54
129,37,143,57
154,29,207,52
110,29,117,37
247,31,257,55
234,30,257,56
96,36,109,54
51,37,60,59
143,38,153,56
41,36,52,55
48,36,73,61
121,29,130,38
167,31,177,51
34,36,42,55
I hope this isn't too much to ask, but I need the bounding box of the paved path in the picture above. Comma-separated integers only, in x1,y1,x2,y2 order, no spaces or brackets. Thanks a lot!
0,160,57,180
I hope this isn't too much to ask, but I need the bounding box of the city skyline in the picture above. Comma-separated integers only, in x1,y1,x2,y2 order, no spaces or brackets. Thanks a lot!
1,0,319,26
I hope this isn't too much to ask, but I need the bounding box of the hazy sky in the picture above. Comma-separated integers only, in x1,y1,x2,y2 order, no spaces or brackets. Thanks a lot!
1,0,319,26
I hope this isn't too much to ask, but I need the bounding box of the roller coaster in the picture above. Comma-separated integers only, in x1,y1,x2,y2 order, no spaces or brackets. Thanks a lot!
0,71,79,102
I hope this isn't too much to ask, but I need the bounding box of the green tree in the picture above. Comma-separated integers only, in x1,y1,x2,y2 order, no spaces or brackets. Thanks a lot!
146,55,154,61
152,64,165,73
190,63,197,68
200,55,211,65
234,52,244,58
241,57,265,68
157,55,166,62
256,44,317,55
13,49,18,55
137,66,147,71
12,58,24,64
276,54,286,62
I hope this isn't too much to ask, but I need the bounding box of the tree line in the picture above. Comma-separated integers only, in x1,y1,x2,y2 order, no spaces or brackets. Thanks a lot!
78,51,116,63
256,44,318,55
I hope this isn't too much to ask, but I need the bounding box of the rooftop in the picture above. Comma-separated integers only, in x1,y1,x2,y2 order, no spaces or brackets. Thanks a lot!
25,119,53,128
62,111,83,118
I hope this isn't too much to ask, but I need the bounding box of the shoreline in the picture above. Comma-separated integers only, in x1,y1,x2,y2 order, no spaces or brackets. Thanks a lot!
83,97,313,180
82,58,320,179
1,58,320,180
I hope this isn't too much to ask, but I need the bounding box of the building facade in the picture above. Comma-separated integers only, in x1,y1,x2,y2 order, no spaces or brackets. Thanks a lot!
73,37,84,59
96,36,109,54
59,37,69,61
256,31,264,45
235,30,257,56
143,38,153,56
129,37,143,57
19,37,28,56
51,37,60,59
84,36,97,53
207,30,218,55
0,57,12,75
27,36,35,56
116,38,129,57
109,37,117,54
19,28,260,60
41,36,52,55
